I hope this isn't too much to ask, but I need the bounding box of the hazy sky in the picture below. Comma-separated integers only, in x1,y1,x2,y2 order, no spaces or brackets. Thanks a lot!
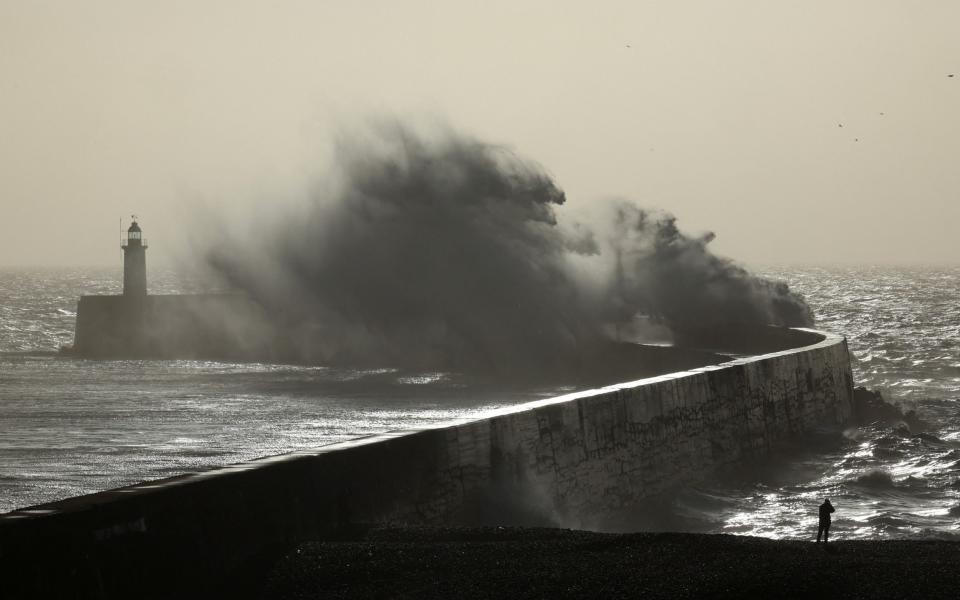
2,1,958,267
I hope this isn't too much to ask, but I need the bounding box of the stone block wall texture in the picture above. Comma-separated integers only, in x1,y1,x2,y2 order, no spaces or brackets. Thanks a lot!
1,328,853,599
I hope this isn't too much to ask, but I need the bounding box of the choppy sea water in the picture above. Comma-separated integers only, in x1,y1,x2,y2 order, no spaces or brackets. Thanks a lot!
1,265,958,540
0,268,571,513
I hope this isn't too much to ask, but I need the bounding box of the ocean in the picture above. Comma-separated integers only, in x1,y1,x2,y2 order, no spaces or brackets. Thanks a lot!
1,265,958,540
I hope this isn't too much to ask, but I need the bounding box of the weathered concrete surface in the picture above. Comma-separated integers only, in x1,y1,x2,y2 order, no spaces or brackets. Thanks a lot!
1,327,853,599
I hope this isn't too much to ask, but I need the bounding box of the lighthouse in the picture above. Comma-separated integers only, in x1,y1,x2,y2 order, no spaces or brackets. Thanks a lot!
73,216,264,359
121,218,147,296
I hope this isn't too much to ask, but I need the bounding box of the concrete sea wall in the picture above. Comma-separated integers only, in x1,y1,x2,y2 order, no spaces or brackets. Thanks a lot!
73,294,273,359
2,328,853,599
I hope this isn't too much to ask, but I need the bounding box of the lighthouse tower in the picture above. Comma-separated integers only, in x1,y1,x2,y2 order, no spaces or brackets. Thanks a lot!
121,218,147,296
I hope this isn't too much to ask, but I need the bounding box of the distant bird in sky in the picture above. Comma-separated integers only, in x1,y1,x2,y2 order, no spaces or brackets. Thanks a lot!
949,74,955,77
838,123,843,128
880,112,885,116
855,138,859,142
626,44,631,48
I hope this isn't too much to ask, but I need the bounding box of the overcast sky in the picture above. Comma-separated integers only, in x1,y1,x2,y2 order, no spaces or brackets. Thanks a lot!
2,1,958,267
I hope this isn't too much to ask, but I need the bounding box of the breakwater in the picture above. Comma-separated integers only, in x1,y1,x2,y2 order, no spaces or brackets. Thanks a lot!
72,294,272,359
1,327,853,599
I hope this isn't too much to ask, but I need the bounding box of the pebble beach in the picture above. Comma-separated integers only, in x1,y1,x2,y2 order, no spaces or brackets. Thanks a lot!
249,526,960,599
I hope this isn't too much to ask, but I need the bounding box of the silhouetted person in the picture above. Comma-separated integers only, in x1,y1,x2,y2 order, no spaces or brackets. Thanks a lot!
817,498,835,543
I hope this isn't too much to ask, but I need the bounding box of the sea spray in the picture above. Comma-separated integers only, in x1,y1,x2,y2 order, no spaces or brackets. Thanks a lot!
199,118,812,369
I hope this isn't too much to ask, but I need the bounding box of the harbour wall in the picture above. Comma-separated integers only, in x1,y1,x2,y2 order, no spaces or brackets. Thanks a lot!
2,328,853,599
72,294,274,359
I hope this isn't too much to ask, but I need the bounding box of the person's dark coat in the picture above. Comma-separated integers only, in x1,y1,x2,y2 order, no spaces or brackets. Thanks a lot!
819,499,835,524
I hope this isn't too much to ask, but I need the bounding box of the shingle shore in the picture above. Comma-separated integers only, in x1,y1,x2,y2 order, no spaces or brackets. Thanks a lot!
250,527,960,599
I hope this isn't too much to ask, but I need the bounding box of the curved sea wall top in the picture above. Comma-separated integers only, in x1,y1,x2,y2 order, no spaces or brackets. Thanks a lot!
1,327,853,599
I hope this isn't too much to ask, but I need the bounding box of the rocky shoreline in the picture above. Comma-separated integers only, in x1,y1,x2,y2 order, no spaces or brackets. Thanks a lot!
240,526,960,599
